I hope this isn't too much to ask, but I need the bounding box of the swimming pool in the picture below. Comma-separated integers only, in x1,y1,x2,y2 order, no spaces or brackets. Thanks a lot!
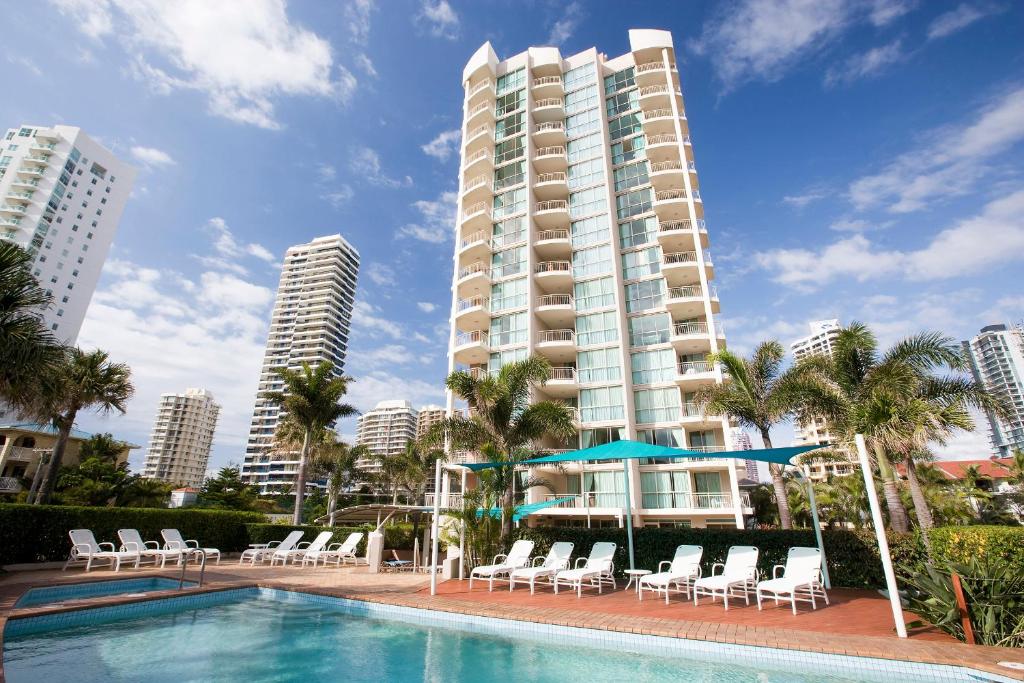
14,578,196,608
3,588,1013,683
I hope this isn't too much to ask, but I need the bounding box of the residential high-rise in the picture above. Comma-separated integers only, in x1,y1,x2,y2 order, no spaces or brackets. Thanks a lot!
0,124,135,342
416,404,447,439
791,319,840,363
730,429,760,482
142,389,221,487
445,30,750,529
241,235,359,494
963,324,1024,457
355,400,418,476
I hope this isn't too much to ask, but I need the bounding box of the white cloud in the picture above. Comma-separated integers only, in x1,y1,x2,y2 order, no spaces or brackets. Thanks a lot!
417,302,437,313
6,54,43,78
355,53,377,78
868,0,916,26
317,163,337,182
927,3,999,40
321,185,354,208
352,301,403,339
51,0,356,129
397,224,447,244
366,263,396,287
547,1,584,46
849,86,1024,213
824,40,903,86
345,0,376,45
129,145,176,167
398,190,457,243
346,372,444,414
314,163,353,208
782,190,827,208
981,295,1024,325
417,0,459,40
829,217,870,232
350,147,412,188
202,217,278,268
421,129,461,162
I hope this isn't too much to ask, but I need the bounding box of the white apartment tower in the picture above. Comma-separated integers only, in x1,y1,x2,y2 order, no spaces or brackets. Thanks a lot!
241,235,359,494
142,389,221,487
791,319,840,362
416,404,447,439
963,324,1024,457
0,124,135,342
355,400,418,476
445,30,750,529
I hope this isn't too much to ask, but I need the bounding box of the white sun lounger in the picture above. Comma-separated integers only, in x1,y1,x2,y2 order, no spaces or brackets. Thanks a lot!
271,531,333,566
469,539,535,591
639,544,703,604
118,529,185,568
509,542,574,594
692,545,759,610
239,530,304,565
161,528,221,565
553,542,617,598
756,547,829,614
305,532,363,567
64,529,141,572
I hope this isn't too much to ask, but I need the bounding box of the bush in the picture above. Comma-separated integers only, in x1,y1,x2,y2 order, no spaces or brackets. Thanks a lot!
928,526,1024,569
0,503,265,565
512,526,925,588
245,523,417,554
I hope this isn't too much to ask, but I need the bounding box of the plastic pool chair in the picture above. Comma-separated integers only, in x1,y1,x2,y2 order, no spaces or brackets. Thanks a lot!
271,531,333,566
240,531,304,565
509,542,574,594
161,529,221,565
469,540,535,591
553,542,618,598
64,529,141,572
692,545,759,610
638,544,703,604
756,547,830,615
383,550,414,571
118,529,185,568
308,532,363,567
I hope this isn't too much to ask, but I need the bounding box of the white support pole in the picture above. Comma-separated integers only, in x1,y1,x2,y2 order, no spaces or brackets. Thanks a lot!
459,467,467,580
797,469,831,589
855,434,907,638
429,458,442,596
622,460,635,571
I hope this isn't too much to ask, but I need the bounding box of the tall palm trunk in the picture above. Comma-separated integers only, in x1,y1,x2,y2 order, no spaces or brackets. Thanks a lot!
903,456,935,558
292,430,310,525
873,443,909,533
761,429,793,529
36,417,75,505
327,482,338,527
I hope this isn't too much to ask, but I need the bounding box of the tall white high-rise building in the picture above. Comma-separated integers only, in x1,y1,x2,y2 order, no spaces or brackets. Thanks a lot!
0,124,135,342
444,30,750,529
142,388,221,487
963,324,1024,456
730,428,760,482
241,235,359,494
790,319,840,362
355,400,418,476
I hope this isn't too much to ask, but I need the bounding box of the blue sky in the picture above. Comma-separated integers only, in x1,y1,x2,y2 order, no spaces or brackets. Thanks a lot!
2,0,1022,472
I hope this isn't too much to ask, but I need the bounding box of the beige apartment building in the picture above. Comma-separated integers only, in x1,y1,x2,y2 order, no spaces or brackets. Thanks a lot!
443,29,751,529
355,400,419,477
142,388,221,487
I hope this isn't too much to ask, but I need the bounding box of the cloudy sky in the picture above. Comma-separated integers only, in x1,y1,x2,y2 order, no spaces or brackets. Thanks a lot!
2,0,1021,472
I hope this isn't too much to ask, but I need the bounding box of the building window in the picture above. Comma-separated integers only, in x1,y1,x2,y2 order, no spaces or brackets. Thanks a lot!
494,136,524,165
613,161,649,192
496,67,525,95
606,89,638,117
641,470,691,509
608,113,642,141
565,108,600,137
567,158,604,190
488,346,527,374
638,428,685,449
572,243,612,279
492,186,526,219
631,348,676,385
491,216,525,248
629,313,671,347
576,311,618,346
566,132,602,163
564,84,599,115
579,385,625,422
611,136,646,165
619,216,658,249
495,112,524,139
578,347,622,383
634,387,682,424
570,214,610,248
604,67,635,95
564,63,596,91
621,246,661,280
624,278,664,312
489,312,527,347
569,186,607,219
490,277,527,312
616,188,653,219
495,89,524,117
493,161,524,191
574,276,615,311
491,245,525,278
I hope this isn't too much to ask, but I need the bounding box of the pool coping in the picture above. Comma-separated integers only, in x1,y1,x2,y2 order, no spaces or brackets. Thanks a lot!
2,578,1022,683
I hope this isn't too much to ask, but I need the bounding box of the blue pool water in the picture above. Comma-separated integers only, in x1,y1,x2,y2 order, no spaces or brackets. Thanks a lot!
2,589,1007,683
14,578,195,608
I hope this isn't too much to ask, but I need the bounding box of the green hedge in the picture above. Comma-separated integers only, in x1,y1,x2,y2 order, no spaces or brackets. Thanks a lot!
0,504,265,565
927,526,1024,569
245,523,417,553
512,526,926,589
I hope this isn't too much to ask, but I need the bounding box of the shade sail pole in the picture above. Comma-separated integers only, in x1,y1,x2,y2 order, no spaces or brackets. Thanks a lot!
622,460,635,571
459,467,467,581
797,469,830,589
429,458,442,596
855,434,906,638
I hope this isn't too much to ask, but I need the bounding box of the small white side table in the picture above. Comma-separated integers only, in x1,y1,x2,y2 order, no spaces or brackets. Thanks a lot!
624,569,652,593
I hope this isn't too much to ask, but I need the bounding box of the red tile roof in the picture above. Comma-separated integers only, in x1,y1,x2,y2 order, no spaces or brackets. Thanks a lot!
928,458,1014,480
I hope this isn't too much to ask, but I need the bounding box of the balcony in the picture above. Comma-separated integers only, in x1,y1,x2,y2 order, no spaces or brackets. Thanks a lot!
534,171,568,198
466,100,494,125
542,493,625,510
667,284,718,318
462,148,492,175
662,250,713,285
455,296,490,330
460,201,492,232
640,108,679,135
638,84,675,108
465,79,495,104
532,121,566,146
658,218,709,251
639,492,738,512
535,293,574,327
676,360,716,389
532,75,564,98
648,159,684,190
22,154,50,165
544,366,579,398
35,129,59,141
534,260,572,289
453,330,489,365
532,98,564,123
534,229,571,259
10,178,40,189
0,477,22,494
533,199,569,228
456,261,490,288
462,174,492,201
634,61,677,86
6,190,34,200
0,217,23,227
536,329,576,362
16,166,44,177
533,145,567,173
31,142,56,152
463,124,494,154
0,203,27,215
645,133,680,162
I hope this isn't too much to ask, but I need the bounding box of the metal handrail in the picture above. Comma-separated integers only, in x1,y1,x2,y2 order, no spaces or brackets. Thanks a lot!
179,548,207,589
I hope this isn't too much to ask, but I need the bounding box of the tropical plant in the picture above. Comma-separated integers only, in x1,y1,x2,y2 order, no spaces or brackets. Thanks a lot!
199,466,260,511
693,341,819,529
119,477,173,508
438,475,502,569
262,361,356,524
78,433,128,463
30,348,134,505
309,438,367,526
434,356,576,543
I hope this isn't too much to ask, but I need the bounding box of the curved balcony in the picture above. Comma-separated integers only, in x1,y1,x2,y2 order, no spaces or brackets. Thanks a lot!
16,166,44,177
532,98,565,123
666,284,718,318
662,250,713,286
532,121,566,146
654,189,689,220
466,101,495,126
534,260,572,290
454,296,490,331
533,145,567,173
635,61,677,86
460,201,492,232
465,79,495,106
638,84,673,108
10,178,40,189
543,366,579,398
462,174,492,202
456,261,490,293
532,75,564,98
35,129,59,141
0,216,22,228
536,329,576,363
453,330,490,365
648,159,684,190
0,203,27,215
641,108,680,136
670,320,722,355
6,190,35,200
462,147,492,176
535,293,575,327
463,124,494,154
676,360,716,389
534,171,568,198
534,229,571,259
645,133,680,163
533,199,569,228
458,229,491,261
22,154,50,166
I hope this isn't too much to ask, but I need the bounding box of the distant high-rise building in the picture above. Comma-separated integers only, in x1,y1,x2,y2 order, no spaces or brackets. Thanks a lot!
963,324,1024,457
416,404,447,439
730,429,760,482
241,235,359,494
0,124,135,342
142,389,221,487
355,400,418,476
790,319,840,362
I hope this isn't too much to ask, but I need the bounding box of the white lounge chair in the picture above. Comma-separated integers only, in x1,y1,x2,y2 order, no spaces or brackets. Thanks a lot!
161,528,221,565
118,529,185,568
639,544,703,604
509,542,574,594
64,529,141,572
553,542,617,598
239,530,304,565
756,547,829,615
305,532,363,567
271,531,333,566
469,540,535,591
692,545,759,610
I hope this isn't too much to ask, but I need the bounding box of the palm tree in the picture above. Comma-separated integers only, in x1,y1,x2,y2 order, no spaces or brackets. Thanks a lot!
693,341,817,529
263,361,356,524
31,348,133,505
0,242,62,409
394,440,445,505
436,356,576,543
309,439,366,526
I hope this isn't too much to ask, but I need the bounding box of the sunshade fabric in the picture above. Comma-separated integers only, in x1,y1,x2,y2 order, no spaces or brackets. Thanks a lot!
476,496,577,522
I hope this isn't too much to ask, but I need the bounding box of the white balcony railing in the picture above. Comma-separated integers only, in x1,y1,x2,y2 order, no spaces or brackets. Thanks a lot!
457,262,489,280
459,230,487,249
535,171,567,184
549,366,577,381
538,329,575,343
456,296,489,312
643,108,675,120
424,493,465,508
668,285,702,299
655,189,688,202
535,145,566,158
663,251,698,264
532,75,563,88
535,200,568,213
678,361,713,374
534,122,565,134
636,61,676,74
660,219,706,232
534,97,564,109
465,80,494,99
466,101,491,120
639,84,670,97
465,124,493,142
537,293,572,307
462,175,491,194
455,330,489,347
534,260,571,274
462,149,489,169
640,492,735,510
646,133,678,145
674,321,708,336
544,493,626,508
536,229,569,242
650,160,683,173
461,201,490,221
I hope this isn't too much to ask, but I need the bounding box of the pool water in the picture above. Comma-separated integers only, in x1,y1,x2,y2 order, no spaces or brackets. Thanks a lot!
14,578,196,608
4,591,912,683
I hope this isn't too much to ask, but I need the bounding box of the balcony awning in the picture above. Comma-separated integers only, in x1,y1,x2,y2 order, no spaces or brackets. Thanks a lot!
476,496,577,522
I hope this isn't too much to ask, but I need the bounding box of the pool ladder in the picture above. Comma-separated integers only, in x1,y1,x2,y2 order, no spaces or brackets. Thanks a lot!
178,548,207,590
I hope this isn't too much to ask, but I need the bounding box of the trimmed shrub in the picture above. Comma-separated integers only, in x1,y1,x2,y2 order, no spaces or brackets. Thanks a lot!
0,503,264,565
928,526,1024,569
245,523,417,554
